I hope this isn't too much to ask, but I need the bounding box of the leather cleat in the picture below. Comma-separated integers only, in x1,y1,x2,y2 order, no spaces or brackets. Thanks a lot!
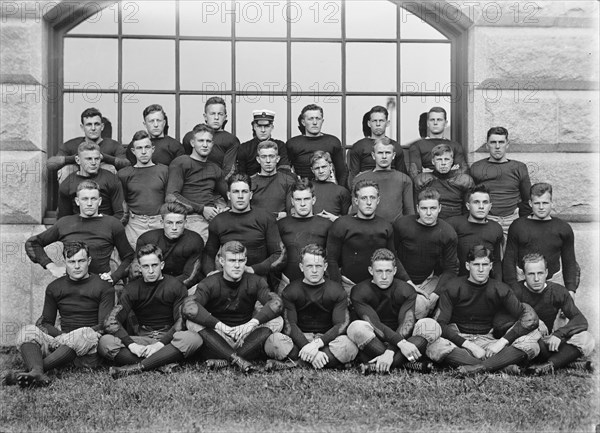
526,361,554,376
567,360,595,373
2,370,24,386
456,364,486,377
403,361,434,374
500,364,522,375
229,354,256,373
205,359,229,370
158,363,181,374
109,363,144,380
16,371,51,388
264,359,299,372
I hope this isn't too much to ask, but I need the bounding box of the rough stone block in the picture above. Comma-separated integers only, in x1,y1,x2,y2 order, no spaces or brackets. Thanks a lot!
557,92,600,148
0,19,44,83
0,83,46,150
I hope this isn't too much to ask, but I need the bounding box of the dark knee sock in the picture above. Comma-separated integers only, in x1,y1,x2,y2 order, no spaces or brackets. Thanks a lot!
141,344,183,371
20,342,44,373
360,336,387,359
389,336,428,369
322,346,342,368
43,345,77,371
286,345,301,361
444,348,481,367
536,339,552,362
547,342,581,369
482,346,527,372
198,329,235,360
236,328,272,361
114,348,143,366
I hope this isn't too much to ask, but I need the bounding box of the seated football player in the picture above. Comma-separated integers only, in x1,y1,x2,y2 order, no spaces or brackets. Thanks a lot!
310,151,351,222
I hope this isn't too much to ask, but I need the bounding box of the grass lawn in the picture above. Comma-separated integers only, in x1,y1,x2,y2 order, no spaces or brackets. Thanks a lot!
1,349,598,433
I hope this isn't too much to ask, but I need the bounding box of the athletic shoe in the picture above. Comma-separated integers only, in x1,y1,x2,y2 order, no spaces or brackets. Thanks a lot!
403,360,434,373
230,354,256,373
500,364,522,375
359,363,387,376
2,370,23,386
264,359,298,372
526,361,555,376
158,363,181,374
455,364,486,376
566,360,595,373
109,363,144,380
205,359,229,370
16,370,52,387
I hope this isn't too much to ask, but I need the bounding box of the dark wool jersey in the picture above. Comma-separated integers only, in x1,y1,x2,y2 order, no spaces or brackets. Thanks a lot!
39,274,115,335
504,217,577,292
350,279,417,347
250,171,297,214
352,170,414,223
136,229,204,288
58,169,125,221
286,134,348,187
237,137,290,176
203,208,284,276
327,215,409,284
312,180,351,216
392,215,458,289
347,137,407,186
437,276,538,346
113,275,187,346
469,158,531,217
282,279,349,347
118,164,168,216
446,215,503,279
413,171,475,220
188,272,282,327
25,215,135,282
277,215,332,281
407,138,467,178
58,137,125,167
183,129,240,177
125,135,184,167
166,156,227,214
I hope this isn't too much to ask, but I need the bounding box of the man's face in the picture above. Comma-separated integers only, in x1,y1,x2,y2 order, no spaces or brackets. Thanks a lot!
466,256,492,284
367,112,389,137
162,212,186,240
132,137,154,165
65,249,91,281
466,192,492,221
76,149,102,175
191,131,214,159
204,103,227,130
311,158,332,182
487,134,509,162
301,110,324,136
256,147,279,175
81,115,104,141
220,251,247,281
292,189,315,218
299,253,327,285
227,181,252,212
524,260,548,293
354,186,380,219
427,112,447,135
253,122,274,141
75,188,101,217
139,253,164,283
369,260,396,290
371,144,395,170
416,199,441,226
530,192,553,220
432,152,453,174
143,111,166,138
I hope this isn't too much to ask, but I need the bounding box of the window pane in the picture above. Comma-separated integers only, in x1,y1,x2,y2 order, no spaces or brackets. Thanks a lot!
400,43,451,91
180,41,232,91
236,42,286,93
235,96,288,143
235,1,287,37
179,1,231,37
63,93,119,143
346,43,396,92
121,94,176,144
290,96,342,146
122,39,175,90
399,96,452,146
345,96,397,147
67,4,118,35
122,1,176,36
290,1,341,38
291,43,341,94
64,38,118,89
345,1,396,39
180,95,233,136
400,9,448,39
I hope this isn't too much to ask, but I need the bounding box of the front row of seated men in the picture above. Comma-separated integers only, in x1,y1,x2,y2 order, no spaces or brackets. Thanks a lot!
5,233,593,386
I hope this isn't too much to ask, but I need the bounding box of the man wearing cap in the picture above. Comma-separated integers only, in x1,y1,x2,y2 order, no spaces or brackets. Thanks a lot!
237,110,290,176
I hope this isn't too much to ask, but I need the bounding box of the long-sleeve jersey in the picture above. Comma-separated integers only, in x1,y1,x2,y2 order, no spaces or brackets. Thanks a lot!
237,137,290,176
183,130,240,178
437,276,538,346
126,136,184,166
282,279,349,347
392,215,458,290
185,273,282,328
407,138,467,179
118,164,168,216
347,137,407,187
503,216,577,292
113,275,187,346
350,279,417,348
286,134,348,187
136,229,204,288
312,180,351,216
413,171,475,220
25,214,135,282
250,171,297,215
55,137,125,168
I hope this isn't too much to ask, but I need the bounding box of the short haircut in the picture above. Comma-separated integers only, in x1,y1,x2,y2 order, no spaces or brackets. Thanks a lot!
81,107,102,124
417,187,440,204
192,123,214,137
370,248,396,265
466,184,491,202
76,179,100,194
300,243,326,260
137,243,163,261
291,178,314,196
310,150,332,166
522,252,547,270
63,241,89,259
221,240,247,256
159,202,188,218
353,179,379,198
466,244,493,262
77,142,100,154
487,126,509,140
431,143,453,159
428,106,447,120
256,140,279,154
132,130,151,143
369,105,389,119
142,104,166,120
373,136,394,150
228,172,251,190
530,182,552,198
205,96,227,112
